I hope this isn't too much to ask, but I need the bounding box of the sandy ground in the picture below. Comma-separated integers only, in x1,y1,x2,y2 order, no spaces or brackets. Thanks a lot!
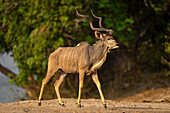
0,98,170,113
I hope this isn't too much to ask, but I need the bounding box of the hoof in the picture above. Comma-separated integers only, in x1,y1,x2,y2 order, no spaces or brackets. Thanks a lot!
59,103,65,107
38,102,41,106
78,104,84,108
103,104,107,108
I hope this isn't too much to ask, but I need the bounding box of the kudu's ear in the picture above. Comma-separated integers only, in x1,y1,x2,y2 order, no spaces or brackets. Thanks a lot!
95,31,104,40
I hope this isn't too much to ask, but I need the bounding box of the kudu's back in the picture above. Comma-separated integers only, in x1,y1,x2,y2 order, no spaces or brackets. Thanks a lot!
49,42,90,73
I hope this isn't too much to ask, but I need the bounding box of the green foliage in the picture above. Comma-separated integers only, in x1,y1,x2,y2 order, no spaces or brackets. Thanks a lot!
0,0,85,85
0,0,169,98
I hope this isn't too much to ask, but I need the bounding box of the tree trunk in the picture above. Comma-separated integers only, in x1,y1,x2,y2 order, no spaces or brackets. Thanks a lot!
0,64,39,99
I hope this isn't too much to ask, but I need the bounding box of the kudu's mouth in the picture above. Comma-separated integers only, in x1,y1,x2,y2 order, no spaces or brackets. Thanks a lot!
107,45,119,52
109,43,119,49
111,46,119,49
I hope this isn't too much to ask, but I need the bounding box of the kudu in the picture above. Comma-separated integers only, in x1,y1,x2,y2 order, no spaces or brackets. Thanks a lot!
38,9,119,108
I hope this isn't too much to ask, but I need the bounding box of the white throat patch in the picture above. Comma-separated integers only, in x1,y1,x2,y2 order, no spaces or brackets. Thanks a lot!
91,51,108,72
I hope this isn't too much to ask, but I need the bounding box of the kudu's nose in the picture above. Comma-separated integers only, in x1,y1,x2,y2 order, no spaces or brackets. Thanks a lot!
113,40,119,49
116,42,119,46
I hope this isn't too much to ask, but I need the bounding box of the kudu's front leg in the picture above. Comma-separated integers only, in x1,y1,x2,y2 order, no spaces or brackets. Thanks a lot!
77,71,85,108
91,72,107,108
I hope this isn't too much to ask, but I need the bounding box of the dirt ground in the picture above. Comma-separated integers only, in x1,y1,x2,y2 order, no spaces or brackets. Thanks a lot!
0,98,170,113
0,72,170,113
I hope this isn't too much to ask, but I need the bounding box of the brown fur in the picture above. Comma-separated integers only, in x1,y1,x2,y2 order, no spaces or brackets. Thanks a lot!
38,31,118,108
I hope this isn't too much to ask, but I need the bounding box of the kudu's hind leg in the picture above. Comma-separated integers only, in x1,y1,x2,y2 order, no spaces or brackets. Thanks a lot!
54,71,67,106
38,58,58,106
38,69,57,106
38,70,56,105
91,72,107,108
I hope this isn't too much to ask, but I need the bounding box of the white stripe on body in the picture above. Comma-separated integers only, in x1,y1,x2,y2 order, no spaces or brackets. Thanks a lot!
73,47,78,72
65,47,73,71
69,48,75,71
62,48,68,70
75,45,84,71
76,43,80,46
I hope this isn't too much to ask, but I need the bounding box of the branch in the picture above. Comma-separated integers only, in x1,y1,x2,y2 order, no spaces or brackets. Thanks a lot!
4,0,24,14
0,0,24,30
73,18,86,31
0,64,40,99
63,33,75,40
0,64,16,79
144,0,155,14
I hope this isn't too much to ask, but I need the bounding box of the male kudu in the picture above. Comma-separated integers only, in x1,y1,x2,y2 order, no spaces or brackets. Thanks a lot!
38,9,119,108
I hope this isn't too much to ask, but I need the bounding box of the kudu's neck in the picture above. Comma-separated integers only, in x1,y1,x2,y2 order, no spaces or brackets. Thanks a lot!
90,40,108,62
